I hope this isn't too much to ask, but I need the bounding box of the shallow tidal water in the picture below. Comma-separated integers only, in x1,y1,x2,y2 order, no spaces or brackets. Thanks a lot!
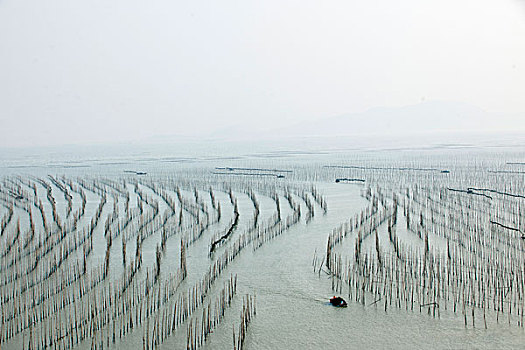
2,142,525,349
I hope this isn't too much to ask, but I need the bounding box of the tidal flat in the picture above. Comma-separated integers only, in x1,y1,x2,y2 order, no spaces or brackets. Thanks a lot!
1,146,525,349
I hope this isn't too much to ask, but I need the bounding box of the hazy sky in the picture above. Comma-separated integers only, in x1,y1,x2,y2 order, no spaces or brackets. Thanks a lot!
1,0,524,147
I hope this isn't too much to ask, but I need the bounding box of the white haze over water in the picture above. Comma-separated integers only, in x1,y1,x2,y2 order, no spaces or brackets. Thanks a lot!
1,0,525,148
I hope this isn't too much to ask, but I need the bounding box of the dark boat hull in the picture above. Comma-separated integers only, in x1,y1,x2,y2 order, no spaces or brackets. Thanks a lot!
329,297,347,307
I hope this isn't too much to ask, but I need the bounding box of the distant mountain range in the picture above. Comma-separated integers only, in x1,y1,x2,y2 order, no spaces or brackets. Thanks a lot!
190,101,525,152
269,101,522,138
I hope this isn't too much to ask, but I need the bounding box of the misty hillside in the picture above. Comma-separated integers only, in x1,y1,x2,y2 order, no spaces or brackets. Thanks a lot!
271,101,521,138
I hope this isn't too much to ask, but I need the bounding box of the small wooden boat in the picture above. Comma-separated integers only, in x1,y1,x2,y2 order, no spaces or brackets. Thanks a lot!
329,296,347,307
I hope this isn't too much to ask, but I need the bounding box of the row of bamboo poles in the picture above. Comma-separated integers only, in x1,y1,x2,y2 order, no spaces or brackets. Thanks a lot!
322,182,525,328
233,294,256,350
0,174,325,348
